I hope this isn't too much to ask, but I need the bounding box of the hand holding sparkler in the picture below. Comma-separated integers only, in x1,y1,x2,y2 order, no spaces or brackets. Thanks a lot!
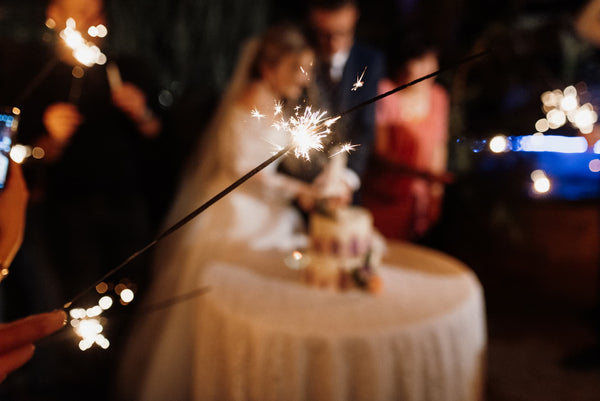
42,103,83,145
111,83,160,137
297,182,319,211
0,164,65,381
0,163,28,280
0,310,66,383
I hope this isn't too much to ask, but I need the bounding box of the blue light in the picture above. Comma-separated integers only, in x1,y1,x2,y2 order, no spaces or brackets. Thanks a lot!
516,135,588,153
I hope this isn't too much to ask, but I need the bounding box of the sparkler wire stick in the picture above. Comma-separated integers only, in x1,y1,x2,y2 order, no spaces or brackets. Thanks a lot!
136,287,211,314
64,145,292,308
13,57,60,105
63,49,489,309
339,49,489,118
68,74,83,104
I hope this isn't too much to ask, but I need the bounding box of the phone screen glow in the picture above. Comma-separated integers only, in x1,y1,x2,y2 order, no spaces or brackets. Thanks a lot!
0,113,16,189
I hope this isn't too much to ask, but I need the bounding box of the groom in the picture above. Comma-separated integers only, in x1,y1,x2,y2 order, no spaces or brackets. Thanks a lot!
280,0,384,205
309,0,384,183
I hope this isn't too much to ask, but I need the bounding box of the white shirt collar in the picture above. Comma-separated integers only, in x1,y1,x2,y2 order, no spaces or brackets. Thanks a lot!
329,50,350,82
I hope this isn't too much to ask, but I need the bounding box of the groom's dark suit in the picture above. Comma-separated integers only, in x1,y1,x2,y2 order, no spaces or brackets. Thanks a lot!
278,42,384,196
316,42,385,178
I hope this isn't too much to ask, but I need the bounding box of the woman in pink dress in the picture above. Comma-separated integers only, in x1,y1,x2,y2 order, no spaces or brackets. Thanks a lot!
363,43,450,240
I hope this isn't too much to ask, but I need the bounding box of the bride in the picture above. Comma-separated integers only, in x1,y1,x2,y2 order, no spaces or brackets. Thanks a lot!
118,24,321,400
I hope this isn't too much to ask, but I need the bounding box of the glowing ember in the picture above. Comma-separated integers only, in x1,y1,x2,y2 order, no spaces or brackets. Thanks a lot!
251,107,265,120
324,116,341,127
351,66,367,91
330,142,360,157
273,101,283,116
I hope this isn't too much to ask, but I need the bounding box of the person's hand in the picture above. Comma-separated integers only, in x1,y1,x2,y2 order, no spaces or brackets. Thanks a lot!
111,83,148,122
322,189,351,210
42,103,83,145
111,83,161,137
297,184,317,212
0,163,28,271
0,310,66,382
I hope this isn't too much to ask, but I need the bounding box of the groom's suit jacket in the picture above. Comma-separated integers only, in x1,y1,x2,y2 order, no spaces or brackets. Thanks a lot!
316,42,385,178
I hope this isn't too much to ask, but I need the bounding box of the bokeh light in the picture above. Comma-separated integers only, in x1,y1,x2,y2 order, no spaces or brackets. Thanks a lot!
535,118,549,132
589,159,600,173
120,289,134,303
99,296,113,310
10,145,27,163
489,135,508,153
531,170,551,194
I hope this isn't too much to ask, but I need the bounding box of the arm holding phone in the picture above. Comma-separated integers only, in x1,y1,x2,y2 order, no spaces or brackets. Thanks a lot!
0,162,66,382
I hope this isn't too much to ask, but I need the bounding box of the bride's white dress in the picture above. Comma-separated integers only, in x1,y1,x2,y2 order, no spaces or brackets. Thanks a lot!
118,105,307,400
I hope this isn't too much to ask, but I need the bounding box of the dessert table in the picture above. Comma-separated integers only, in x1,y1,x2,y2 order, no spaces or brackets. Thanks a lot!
192,240,486,401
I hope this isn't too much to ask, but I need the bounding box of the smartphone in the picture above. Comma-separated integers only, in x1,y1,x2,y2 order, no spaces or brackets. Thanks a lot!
0,107,20,191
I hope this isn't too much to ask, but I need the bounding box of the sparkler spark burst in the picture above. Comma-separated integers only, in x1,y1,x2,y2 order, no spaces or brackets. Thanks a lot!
59,17,107,67
351,66,367,91
273,101,283,116
330,142,360,157
251,107,266,120
272,106,335,160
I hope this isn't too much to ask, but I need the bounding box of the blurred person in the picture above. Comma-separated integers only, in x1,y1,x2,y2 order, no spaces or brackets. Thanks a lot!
1,0,164,310
0,162,66,383
575,0,600,47
117,23,322,400
362,36,450,240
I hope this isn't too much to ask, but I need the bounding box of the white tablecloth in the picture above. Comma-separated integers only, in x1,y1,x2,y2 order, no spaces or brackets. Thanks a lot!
193,241,486,401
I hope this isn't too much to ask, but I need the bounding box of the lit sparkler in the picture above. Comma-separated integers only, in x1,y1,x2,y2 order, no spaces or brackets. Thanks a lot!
59,18,107,67
299,62,314,80
351,66,367,91
67,281,136,350
274,106,331,160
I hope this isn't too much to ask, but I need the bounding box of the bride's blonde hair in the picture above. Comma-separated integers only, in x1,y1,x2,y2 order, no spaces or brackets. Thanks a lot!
249,23,311,80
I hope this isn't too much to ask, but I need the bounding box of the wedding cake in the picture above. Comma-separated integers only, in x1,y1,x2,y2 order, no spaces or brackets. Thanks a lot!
300,148,382,292
304,206,382,292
